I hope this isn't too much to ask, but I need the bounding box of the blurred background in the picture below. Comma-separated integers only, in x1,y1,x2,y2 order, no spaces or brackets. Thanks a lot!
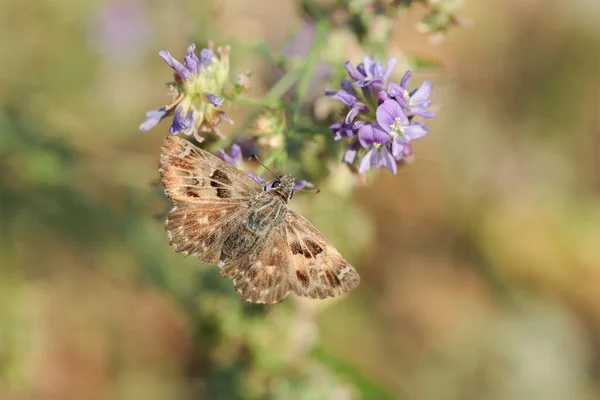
1,0,600,399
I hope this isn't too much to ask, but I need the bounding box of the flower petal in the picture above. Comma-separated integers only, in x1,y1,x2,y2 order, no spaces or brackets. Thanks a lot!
247,173,265,186
410,108,435,118
354,77,383,88
358,148,377,173
205,93,224,107
217,148,232,164
158,50,192,82
362,56,376,78
345,104,363,124
325,88,357,106
400,70,412,89
229,144,242,163
184,43,200,72
293,180,314,190
380,146,397,174
138,107,168,132
343,141,361,164
357,124,375,147
387,82,403,98
344,60,364,80
383,57,397,82
391,134,405,159
405,122,429,140
358,123,390,147
199,48,213,69
376,99,405,130
378,90,390,104
410,81,432,105
341,78,356,96
169,106,194,134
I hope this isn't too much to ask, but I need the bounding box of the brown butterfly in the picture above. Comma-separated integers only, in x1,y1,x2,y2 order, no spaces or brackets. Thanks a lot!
159,135,360,304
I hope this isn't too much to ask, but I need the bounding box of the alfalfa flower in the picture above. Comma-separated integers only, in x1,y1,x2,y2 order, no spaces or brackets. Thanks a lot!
327,55,435,175
357,123,396,174
139,42,233,142
345,56,396,93
387,71,435,118
376,99,429,158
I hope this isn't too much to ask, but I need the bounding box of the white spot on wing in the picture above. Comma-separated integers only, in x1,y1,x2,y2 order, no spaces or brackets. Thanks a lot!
337,266,352,280
178,144,192,159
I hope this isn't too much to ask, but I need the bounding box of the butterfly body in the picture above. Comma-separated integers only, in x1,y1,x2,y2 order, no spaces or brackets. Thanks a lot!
160,136,360,303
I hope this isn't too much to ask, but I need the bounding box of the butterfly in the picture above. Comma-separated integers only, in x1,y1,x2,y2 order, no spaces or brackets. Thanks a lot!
159,135,360,304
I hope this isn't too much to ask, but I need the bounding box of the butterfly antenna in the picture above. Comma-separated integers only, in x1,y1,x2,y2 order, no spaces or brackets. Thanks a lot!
249,154,280,180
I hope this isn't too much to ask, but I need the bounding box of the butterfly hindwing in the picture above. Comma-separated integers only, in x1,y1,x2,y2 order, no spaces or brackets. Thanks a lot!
220,226,291,304
160,135,261,204
165,202,248,263
284,210,360,299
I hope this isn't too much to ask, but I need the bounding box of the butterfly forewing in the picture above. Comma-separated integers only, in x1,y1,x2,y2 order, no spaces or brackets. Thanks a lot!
160,135,261,204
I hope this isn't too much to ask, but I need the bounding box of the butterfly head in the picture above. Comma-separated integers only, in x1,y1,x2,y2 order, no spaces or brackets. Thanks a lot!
268,174,295,202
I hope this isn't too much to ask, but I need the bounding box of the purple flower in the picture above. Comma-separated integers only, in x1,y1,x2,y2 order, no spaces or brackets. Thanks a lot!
342,141,361,164
205,93,224,107
139,43,232,141
169,107,196,135
159,49,193,83
329,105,367,140
376,99,429,158
327,57,435,175
357,123,397,174
345,56,396,91
139,107,169,132
293,180,314,190
326,78,358,106
218,144,243,167
247,173,266,186
388,71,434,118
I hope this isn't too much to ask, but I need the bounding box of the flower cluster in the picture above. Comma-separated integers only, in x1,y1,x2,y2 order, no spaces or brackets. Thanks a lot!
327,57,434,174
139,43,232,142
217,144,313,191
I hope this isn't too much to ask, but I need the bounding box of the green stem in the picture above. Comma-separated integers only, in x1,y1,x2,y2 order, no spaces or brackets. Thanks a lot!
230,96,277,107
295,125,330,134
266,67,303,101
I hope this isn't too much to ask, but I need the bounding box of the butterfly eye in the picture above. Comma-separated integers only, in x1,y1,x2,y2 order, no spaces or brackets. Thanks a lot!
271,180,280,188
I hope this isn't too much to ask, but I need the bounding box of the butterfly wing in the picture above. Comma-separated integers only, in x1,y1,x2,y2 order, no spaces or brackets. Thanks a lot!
219,225,292,304
160,135,262,204
284,210,360,299
165,203,248,263
160,135,261,263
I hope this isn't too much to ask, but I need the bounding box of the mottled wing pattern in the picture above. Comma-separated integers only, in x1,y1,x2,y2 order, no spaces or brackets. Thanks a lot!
285,210,360,299
219,226,291,304
165,203,247,263
160,135,260,263
160,135,261,204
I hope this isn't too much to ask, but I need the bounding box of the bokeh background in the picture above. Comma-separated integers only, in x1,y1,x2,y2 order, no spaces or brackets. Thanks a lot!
1,0,600,399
